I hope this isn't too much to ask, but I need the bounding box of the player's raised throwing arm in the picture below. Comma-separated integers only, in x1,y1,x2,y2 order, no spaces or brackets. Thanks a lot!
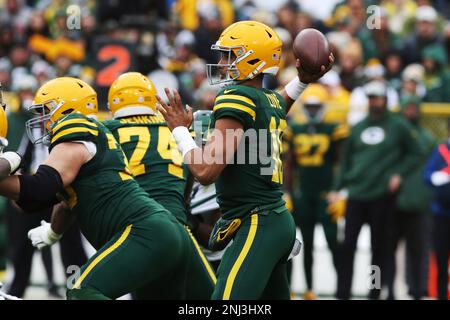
277,54,334,114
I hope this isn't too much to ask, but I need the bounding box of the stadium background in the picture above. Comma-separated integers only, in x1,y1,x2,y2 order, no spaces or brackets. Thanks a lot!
0,0,449,299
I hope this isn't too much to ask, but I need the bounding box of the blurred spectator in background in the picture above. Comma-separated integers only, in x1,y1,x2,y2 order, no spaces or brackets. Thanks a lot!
54,54,73,77
194,2,223,64
330,80,421,300
326,0,367,36
155,20,179,70
31,59,55,86
295,11,314,33
357,8,403,63
164,30,198,74
385,96,435,300
0,23,15,57
319,69,351,107
337,38,365,92
0,59,12,91
381,0,418,35
423,119,450,300
193,79,221,110
6,74,35,146
276,1,300,38
26,10,49,39
0,0,32,42
402,5,443,65
421,44,450,102
174,0,233,32
9,44,32,79
382,50,404,95
400,63,427,100
275,27,295,70
178,58,207,106
348,59,399,126
148,68,180,104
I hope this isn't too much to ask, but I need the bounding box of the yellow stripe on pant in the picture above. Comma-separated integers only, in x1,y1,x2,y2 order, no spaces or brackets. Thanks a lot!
185,226,217,284
73,225,132,289
223,214,258,300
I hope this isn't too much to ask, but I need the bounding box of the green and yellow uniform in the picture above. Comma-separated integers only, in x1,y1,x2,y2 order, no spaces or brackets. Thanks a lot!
103,114,187,223
209,85,296,300
284,120,348,291
50,113,190,300
103,114,216,299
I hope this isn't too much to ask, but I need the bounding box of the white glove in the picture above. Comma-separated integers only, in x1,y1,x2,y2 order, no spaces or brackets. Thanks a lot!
27,220,62,250
430,171,450,186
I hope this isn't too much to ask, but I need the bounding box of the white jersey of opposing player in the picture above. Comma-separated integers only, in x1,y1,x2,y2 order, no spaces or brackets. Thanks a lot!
190,182,229,262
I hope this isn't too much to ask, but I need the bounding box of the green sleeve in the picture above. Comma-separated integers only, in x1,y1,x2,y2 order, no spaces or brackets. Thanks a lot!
332,130,353,191
212,87,256,129
387,120,422,177
49,114,99,150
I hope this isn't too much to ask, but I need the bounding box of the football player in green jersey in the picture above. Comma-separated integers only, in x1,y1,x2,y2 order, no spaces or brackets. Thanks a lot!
284,84,348,299
156,21,333,299
0,77,191,300
103,72,216,299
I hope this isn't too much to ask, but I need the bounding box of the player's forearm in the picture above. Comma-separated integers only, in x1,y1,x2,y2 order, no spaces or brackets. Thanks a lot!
0,159,12,180
51,202,76,235
0,175,20,200
185,148,223,185
277,89,296,114
277,77,309,114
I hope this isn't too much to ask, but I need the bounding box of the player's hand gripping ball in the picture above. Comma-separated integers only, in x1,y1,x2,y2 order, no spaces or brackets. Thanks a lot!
293,28,334,83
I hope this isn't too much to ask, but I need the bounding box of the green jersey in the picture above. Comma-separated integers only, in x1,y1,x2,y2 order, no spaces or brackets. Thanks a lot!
49,113,168,249
334,112,422,201
103,115,188,224
284,121,348,195
210,85,287,219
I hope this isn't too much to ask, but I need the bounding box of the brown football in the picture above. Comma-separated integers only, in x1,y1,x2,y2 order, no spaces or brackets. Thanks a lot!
293,28,330,74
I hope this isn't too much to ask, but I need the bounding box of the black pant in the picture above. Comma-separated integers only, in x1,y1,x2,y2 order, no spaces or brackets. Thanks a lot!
337,196,394,300
6,201,87,297
385,210,429,299
433,214,450,300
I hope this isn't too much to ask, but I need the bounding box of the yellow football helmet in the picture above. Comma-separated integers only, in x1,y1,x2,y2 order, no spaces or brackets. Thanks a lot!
300,84,329,124
300,84,329,105
0,85,7,140
26,77,98,145
207,20,282,85
108,72,158,119
0,104,8,152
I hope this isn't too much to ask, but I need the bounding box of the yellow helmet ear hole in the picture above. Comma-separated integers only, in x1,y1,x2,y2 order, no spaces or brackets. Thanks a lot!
62,108,74,115
247,59,260,65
